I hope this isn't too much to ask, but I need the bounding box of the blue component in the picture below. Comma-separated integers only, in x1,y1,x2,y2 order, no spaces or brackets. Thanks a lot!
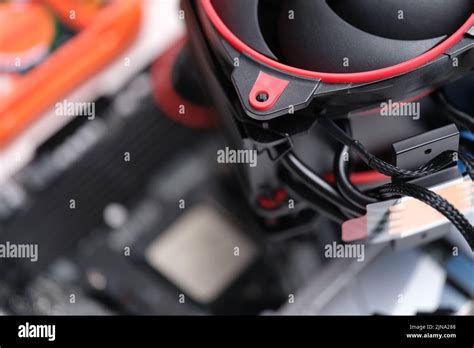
460,131,474,142
446,254,474,296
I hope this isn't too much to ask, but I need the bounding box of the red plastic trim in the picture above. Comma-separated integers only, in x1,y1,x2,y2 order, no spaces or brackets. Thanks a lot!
258,188,288,210
151,37,216,129
325,171,389,185
201,0,474,84
249,72,289,111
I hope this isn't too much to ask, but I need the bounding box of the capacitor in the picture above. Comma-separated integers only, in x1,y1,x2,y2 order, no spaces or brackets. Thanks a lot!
0,2,56,73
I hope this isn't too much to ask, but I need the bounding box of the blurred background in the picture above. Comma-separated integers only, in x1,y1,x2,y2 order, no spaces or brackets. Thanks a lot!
0,0,472,316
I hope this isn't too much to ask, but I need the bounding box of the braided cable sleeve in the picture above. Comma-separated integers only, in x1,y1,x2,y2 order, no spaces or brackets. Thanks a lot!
319,117,474,249
352,141,456,178
374,182,474,251
320,118,456,179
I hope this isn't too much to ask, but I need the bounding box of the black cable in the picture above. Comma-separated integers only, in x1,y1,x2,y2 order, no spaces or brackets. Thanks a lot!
320,117,456,178
321,116,474,247
280,152,364,217
373,182,474,251
434,91,474,132
334,144,378,210
280,116,472,246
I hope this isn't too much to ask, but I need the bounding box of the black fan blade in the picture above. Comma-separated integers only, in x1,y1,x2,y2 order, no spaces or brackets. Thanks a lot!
212,0,278,60
327,0,474,40
278,0,447,73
